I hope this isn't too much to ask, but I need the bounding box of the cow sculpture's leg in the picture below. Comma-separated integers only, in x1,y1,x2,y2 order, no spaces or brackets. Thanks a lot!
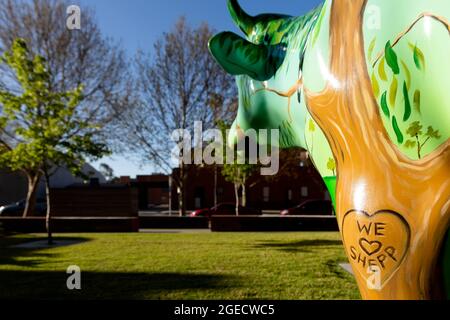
305,0,450,299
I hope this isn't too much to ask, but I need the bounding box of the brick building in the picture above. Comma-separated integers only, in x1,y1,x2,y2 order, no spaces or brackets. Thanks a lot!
123,149,331,212
171,150,329,211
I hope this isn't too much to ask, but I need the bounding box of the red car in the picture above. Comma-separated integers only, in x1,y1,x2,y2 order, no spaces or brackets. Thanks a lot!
280,200,334,216
190,203,262,217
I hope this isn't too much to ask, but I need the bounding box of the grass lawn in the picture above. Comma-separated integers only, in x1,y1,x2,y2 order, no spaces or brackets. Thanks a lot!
0,231,360,300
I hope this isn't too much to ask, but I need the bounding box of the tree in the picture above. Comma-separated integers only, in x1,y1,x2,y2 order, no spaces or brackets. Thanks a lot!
217,121,258,215
0,39,109,242
114,17,236,216
0,0,130,215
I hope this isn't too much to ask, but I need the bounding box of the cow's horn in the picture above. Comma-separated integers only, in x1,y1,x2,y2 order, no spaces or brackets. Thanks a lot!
227,0,257,36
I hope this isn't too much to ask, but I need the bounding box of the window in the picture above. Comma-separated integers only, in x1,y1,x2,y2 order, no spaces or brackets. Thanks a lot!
301,186,308,197
263,187,270,202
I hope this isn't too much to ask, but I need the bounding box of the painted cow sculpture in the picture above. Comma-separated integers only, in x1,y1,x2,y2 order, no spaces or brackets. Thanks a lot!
209,0,450,299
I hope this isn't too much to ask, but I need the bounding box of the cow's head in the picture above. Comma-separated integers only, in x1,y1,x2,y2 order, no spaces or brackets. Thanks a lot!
209,0,323,148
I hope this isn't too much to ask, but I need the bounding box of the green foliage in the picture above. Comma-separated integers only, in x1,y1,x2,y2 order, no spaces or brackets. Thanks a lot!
370,35,433,159
425,126,441,140
216,120,258,187
308,119,316,132
389,76,398,106
406,121,423,137
380,91,390,117
385,41,400,74
392,116,403,144
326,157,336,176
413,90,421,114
0,39,109,177
402,81,412,121
378,58,388,81
371,72,380,97
400,60,411,90
367,37,376,61
408,42,426,71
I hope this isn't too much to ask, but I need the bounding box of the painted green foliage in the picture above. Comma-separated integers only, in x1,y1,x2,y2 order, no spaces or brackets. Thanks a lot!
368,17,448,160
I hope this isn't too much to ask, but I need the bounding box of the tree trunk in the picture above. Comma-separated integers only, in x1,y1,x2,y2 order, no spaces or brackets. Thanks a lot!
44,169,53,245
23,172,41,218
213,165,218,207
234,183,239,216
178,164,186,216
305,0,449,299
241,182,247,208
168,175,173,216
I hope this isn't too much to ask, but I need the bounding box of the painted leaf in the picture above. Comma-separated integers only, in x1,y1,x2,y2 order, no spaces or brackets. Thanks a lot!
409,43,425,71
392,116,404,144
380,91,390,117
400,60,411,90
368,37,376,61
371,72,380,98
402,81,411,121
308,119,316,132
404,139,417,149
389,76,398,107
413,90,421,114
406,121,423,138
385,41,400,74
378,58,388,81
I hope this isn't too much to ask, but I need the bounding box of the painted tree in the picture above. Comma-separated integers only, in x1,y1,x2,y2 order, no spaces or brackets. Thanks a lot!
0,39,108,242
405,121,441,159
326,157,336,176
305,0,449,299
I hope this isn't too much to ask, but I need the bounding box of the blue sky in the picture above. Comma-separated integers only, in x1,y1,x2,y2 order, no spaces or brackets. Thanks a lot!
76,0,323,177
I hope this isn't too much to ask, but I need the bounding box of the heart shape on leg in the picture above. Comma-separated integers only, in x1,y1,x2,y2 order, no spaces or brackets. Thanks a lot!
342,210,410,289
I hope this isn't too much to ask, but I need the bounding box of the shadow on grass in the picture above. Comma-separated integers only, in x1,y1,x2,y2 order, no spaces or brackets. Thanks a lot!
0,270,242,299
0,235,91,268
252,239,343,253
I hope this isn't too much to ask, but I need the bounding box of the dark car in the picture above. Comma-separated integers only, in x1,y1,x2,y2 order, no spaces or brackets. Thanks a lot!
190,203,262,217
280,199,334,216
0,198,47,216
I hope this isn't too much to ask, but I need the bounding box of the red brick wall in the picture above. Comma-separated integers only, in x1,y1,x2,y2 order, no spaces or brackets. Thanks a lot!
50,186,138,217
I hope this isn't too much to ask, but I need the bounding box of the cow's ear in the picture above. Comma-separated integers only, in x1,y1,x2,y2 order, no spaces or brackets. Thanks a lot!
209,32,286,81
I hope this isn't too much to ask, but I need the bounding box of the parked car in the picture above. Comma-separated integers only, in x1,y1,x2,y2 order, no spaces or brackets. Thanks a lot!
190,203,262,217
280,199,334,216
0,198,47,216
